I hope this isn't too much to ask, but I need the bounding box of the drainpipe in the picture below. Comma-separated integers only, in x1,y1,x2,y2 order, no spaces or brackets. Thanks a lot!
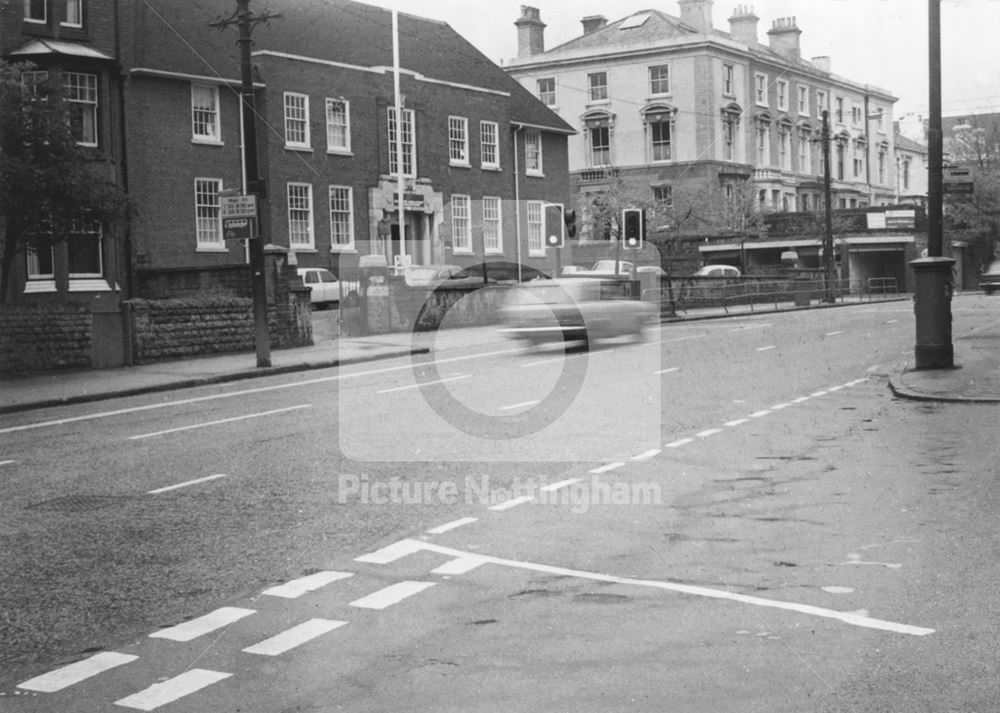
113,0,133,300
512,124,524,282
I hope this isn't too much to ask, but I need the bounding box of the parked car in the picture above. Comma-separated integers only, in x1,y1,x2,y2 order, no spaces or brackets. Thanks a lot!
980,260,1000,294
402,264,462,288
447,262,551,285
499,277,657,350
693,264,742,278
297,267,340,308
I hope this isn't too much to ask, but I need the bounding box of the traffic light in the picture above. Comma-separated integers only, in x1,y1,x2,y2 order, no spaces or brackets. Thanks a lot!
564,209,577,239
622,208,644,250
543,203,565,248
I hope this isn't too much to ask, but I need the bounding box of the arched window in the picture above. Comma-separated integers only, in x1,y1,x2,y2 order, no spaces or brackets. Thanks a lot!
721,103,742,161
755,112,773,166
641,103,677,163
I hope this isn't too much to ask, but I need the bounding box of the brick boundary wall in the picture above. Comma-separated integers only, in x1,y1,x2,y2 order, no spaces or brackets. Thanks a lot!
0,304,92,374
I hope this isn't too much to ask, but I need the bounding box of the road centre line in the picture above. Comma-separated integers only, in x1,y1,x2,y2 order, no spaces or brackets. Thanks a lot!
148,473,227,495
696,428,723,438
489,495,535,511
827,385,845,392
349,581,436,610
377,375,470,394
654,367,680,375
114,669,232,711
242,619,346,657
792,396,811,403
724,418,749,427
427,517,479,534
149,607,255,642
728,322,774,332
810,390,829,397
500,400,540,410
631,449,661,461
262,571,353,599
756,345,777,352
18,652,138,693
522,352,588,368
0,460,13,467
590,462,626,474
130,405,311,440
542,478,583,492
749,410,772,418
658,334,708,344
0,346,530,436
770,402,792,410
383,539,935,637
826,330,844,336
666,438,694,448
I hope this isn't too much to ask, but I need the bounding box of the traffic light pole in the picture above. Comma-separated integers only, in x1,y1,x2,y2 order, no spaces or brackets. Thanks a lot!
213,0,279,368
821,110,835,303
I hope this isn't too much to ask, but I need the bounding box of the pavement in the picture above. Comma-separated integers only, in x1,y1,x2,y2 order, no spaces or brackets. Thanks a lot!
1,295,997,414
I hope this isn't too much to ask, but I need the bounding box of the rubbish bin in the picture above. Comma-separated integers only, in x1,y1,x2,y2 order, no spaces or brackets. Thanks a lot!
793,276,811,306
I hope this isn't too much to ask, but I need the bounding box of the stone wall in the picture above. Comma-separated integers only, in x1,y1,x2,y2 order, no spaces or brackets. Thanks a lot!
0,304,92,374
389,283,508,333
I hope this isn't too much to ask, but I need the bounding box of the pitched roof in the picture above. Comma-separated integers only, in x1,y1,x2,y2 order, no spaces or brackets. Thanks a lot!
136,0,572,133
894,133,928,154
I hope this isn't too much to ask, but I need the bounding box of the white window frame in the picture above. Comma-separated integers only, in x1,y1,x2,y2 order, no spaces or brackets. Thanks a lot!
448,115,470,166
757,121,771,166
778,126,791,170
283,92,311,150
450,194,472,254
25,241,56,293
588,72,608,102
852,104,863,127
388,107,416,178
878,148,887,184
653,185,673,209
835,96,844,124
723,64,734,96
777,80,788,111
526,200,545,256
287,182,314,250
328,185,355,252
64,72,97,147
325,98,351,154
797,85,809,115
23,0,46,23
525,129,543,176
62,0,82,27
755,73,768,106
194,177,225,250
798,128,811,174
480,120,500,170
67,219,107,291
191,83,221,144
649,64,670,96
589,125,610,167
483,196,503,254
816,90,828,118
649,119,672,162
537,77,556,106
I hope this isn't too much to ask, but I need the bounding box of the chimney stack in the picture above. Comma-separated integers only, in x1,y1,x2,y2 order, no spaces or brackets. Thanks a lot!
811,56,832,73
515,6,546,58
581,15,608,35
767,16,801,61
728,5,759,47
678,0,713,34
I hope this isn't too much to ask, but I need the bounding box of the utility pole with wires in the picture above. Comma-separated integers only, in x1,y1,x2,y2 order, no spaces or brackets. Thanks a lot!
211,1,281,368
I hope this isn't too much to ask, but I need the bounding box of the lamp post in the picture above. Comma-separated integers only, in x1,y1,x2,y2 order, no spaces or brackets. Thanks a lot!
911,0,954,369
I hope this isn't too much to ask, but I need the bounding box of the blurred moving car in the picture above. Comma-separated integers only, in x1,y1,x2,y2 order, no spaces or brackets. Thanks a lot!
297,267,340,308
447,262,550,285
402,264,462,288
693,264,742,278
980,260,1000,295
499,277,657,349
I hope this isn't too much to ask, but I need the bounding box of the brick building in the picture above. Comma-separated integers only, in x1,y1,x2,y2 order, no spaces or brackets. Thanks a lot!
1,0,129,304
122,0,573,290
506,1,899,245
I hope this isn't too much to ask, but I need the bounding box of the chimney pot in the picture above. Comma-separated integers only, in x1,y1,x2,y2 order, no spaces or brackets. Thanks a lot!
581,15,608,35
515,5,546,58
728,4,759,47
678,0,714,34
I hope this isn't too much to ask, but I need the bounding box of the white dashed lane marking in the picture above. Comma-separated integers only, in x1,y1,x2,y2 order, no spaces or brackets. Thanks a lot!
18,652,137,693
541,478,582,492
149,607,255,642
756,345,777,352
666,438,694,448
432,555,490,576
262,571,353,599
355,539,426,564
242,619,346,657
349,581,436,610
654,367,680,375
825,330,844,336
631,449,661,461
147,473,227,495
590,462,625,474
749,410,772,418
499,400,540,411
0,460,14,467
696,428,723,438
377,375,469,394
489,496,534,511
427,517,478,534
130,406,311,440
724,419,749,427
114,669,232,711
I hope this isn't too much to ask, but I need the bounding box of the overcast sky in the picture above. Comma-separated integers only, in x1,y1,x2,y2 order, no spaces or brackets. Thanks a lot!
362,0,1000,118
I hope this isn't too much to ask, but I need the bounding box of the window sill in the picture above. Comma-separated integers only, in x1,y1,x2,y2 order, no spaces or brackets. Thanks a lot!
484,249,505,256
285,145,313,153
291,247,318,253
451,248,474,256
526,171,545,179
69,278,112,292
330,246,357,254
449,161,472,169
481,165,502,172
528,250,546,258
326,149,353,157
197,246,230,252
192,137,224,147
24,280,56,294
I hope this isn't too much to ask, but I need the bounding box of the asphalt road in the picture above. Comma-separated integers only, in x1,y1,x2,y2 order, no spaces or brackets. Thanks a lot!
2,300,998,711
